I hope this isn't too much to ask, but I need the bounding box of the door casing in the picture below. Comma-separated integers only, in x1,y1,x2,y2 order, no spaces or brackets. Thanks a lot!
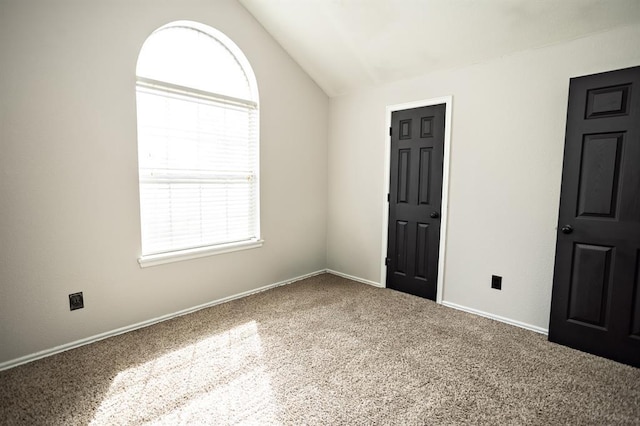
381,96,453,304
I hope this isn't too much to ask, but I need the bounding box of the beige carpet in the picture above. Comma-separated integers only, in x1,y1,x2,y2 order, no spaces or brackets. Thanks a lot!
1,273,639,425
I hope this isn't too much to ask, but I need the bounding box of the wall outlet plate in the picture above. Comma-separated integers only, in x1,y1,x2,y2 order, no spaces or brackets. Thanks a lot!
69,292,84,311
491,275,502,290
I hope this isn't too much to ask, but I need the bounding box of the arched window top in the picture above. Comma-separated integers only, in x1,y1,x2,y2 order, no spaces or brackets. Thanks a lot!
136,21,258,102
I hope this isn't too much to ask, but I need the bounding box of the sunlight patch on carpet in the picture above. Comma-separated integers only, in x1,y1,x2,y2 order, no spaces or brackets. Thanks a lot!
90,321,280,424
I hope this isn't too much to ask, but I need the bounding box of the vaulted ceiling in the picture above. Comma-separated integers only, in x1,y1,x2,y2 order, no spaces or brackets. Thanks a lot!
239,0,640,97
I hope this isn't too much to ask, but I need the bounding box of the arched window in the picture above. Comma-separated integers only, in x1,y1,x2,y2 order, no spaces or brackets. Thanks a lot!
136,21,261,266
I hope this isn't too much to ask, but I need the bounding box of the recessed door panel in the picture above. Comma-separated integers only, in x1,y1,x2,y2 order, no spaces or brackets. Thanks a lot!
576,133,623,218
568,244,612,327
400,119,412,140
585,84,630,118
395,221,408,275
421,117,434,138
415,223,429,280
398,149,410,204
631,251,640,338
418,148,432,205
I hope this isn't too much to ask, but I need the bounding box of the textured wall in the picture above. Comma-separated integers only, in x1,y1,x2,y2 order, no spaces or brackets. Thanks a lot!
0,0,328,364
327,25,640,331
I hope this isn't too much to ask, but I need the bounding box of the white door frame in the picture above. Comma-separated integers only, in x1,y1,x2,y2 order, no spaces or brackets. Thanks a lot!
380,96,453,304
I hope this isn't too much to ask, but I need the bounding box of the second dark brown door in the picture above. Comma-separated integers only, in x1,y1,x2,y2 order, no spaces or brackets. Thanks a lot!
386,104,445,300
549,65,640,367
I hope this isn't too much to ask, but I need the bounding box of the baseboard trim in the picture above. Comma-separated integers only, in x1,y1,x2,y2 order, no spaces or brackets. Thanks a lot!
0,271,549,371
0,269,326,372
441,301,549,335
326,269,384,288
327,270,548,336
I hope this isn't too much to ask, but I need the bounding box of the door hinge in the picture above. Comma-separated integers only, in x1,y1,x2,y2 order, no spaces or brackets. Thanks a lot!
387,193,390,202
385,257,391,266
389,127,392,136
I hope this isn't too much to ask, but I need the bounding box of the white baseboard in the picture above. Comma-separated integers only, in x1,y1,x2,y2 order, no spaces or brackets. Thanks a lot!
326,270,548,336
441,301,549,335
0,270,548,371
326,269,384,288
0,269,326,372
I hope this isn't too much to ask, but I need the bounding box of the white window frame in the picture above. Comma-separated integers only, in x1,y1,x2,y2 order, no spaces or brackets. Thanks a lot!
135,21,262,268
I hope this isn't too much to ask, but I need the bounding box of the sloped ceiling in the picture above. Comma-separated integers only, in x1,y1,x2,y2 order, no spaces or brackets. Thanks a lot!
239,0,640,97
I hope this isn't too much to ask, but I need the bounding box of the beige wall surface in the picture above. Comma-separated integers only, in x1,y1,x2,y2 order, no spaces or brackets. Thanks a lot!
0,0,328,364
327,25,640,331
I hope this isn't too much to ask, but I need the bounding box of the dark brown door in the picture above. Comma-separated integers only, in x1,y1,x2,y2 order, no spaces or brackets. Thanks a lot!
549,66,640,368
386,104,445,300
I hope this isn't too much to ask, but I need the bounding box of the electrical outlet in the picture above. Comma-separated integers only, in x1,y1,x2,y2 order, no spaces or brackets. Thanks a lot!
491,275,502,290
69,292,84,311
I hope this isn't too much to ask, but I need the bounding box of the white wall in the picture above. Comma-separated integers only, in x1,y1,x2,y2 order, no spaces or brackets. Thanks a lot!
0,0,328,365
327,25,640,331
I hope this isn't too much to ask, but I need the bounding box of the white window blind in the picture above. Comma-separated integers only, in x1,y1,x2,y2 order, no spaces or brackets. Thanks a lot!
136,22,260,260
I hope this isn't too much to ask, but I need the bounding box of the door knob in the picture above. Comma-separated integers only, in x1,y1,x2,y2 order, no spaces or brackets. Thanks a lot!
561,225,573,234
430,211,440,219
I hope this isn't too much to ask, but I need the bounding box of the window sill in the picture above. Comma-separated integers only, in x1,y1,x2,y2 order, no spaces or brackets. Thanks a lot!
138,239,264,268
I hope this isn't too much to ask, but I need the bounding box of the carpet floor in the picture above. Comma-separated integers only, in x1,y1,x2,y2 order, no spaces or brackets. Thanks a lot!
1,273,639,425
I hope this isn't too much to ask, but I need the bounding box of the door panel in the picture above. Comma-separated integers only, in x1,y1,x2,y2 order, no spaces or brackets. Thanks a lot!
398,149,411,203
415,223,430,280
585,84,630,118
630,251,640,338
387,104,445,300
577,134,623,217
418,148,432,205
567,243,612,327
395,221,408,275
549,66,640,367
